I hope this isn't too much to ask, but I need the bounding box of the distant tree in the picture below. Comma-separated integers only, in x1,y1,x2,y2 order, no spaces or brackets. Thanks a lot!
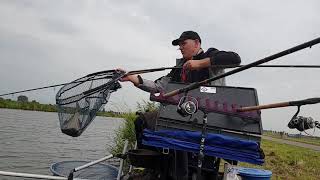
0,97,3,101
17,95,28,102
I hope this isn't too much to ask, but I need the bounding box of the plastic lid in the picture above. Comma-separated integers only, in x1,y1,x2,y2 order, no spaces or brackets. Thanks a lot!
238,168,272,177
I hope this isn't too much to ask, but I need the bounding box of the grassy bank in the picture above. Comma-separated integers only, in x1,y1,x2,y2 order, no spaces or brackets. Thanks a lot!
110,101,158,154
110,112,137,154
240,139,320,179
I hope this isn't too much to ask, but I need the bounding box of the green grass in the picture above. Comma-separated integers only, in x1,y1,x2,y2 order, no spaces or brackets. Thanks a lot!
110,112,137,155
109,100,159,154
108,112,137,174
240,139,320,179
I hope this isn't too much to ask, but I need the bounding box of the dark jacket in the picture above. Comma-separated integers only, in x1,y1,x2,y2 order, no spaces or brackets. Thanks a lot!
137,48,241,93
168,48,241,83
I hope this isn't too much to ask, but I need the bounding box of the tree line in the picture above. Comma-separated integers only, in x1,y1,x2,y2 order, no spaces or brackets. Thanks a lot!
0,97,127,117
0,98,57,112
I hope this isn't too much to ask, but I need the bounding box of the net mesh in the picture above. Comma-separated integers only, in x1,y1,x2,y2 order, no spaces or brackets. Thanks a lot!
56,70,123,137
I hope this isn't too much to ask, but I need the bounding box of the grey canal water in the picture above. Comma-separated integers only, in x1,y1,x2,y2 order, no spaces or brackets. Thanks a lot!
0,109,123,179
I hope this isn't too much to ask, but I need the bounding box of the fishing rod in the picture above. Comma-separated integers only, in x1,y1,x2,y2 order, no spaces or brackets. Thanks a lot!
236,98,320,132
220,65,320,68
133,64,320,69
2,64,320,97
237,97,320,112
0,67,179,97
163,37,320,97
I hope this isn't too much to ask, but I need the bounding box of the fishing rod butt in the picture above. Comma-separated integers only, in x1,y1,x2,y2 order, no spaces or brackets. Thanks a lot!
236,102,291,112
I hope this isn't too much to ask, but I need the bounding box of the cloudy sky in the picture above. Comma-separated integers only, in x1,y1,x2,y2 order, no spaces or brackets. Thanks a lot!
0,0,320,135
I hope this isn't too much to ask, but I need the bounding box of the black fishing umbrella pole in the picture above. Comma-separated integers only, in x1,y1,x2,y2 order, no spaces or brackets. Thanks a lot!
164,37,320,97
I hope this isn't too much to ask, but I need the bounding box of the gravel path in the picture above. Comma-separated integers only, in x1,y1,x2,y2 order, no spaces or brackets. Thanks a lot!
262,136,320,152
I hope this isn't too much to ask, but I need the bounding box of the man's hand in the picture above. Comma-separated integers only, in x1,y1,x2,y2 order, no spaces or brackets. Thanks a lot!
183,60,201,70
116,68,140,86
120,74,138,83
116,68,128,82
183,58,211,71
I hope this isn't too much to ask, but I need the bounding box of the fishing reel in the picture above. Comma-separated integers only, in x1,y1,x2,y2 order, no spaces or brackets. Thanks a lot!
288,116,315,131
177,96,198,117
288,106,320,131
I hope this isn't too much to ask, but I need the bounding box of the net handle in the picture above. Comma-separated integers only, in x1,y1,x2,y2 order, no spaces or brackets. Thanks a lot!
82,68,176,96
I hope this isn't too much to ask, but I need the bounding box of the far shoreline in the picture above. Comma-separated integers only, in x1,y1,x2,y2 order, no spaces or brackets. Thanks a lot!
0,98,125,118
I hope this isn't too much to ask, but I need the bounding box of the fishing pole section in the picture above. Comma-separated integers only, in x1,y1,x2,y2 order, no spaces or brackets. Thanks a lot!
237,98,320,132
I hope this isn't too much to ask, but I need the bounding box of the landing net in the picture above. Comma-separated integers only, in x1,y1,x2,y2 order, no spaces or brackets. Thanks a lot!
56,70,123,137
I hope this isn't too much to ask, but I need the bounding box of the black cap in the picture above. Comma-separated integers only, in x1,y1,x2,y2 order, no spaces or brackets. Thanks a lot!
172,31,201,46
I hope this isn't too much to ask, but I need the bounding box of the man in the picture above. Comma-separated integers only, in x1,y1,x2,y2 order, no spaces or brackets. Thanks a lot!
120,31,241,180
121,31,241,91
